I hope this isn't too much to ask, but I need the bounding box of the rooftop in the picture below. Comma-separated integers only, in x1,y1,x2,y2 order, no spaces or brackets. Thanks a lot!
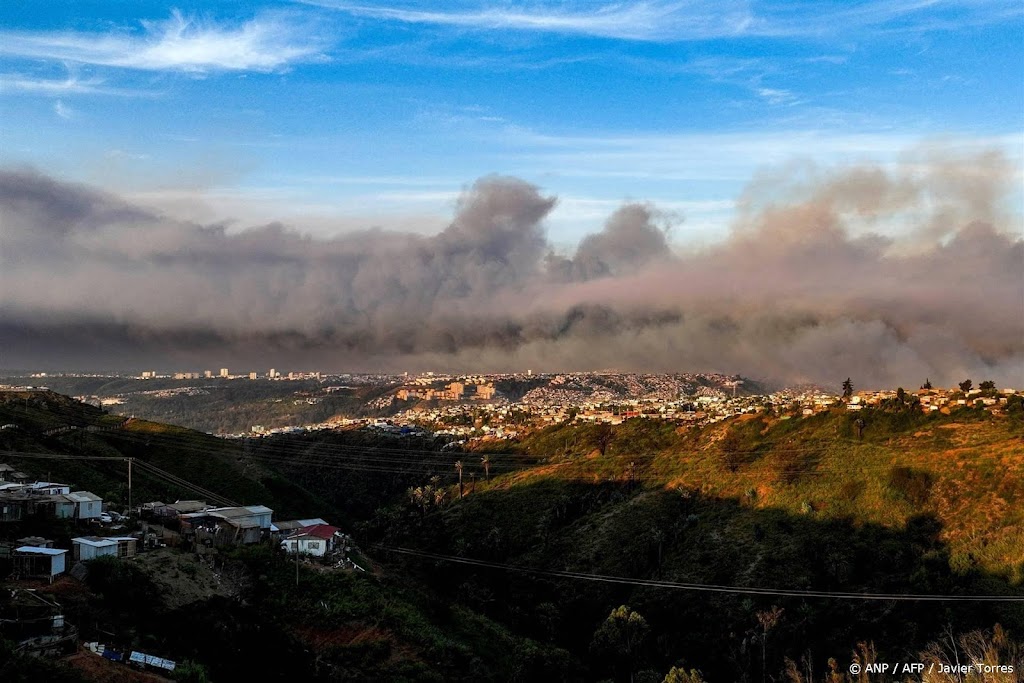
15,546,67,556
72,536,117,548
67,491,102,503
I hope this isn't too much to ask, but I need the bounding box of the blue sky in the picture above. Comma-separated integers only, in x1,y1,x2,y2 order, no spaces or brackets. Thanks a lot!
1,0,1021,247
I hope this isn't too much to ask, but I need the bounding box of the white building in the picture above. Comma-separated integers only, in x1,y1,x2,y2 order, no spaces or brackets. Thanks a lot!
66,491,103,520
280,524,342,558
14,547,67,581
30,482,71,495
72,537,118,561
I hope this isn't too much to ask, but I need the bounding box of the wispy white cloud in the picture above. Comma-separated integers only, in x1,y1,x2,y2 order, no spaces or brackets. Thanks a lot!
0,10,325,72
756,87,799,105
303,0,755,41
0,73,146,96
303,0,1021,42
105,149,151,161
53,100,74,119
503,127,1024,182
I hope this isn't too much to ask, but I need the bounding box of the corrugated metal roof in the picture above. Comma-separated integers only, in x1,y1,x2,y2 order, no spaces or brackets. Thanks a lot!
15,546,67,555
72,537,117,547
168,500,208,513
67,491,102,502
273,520,306,531
288,524,339,540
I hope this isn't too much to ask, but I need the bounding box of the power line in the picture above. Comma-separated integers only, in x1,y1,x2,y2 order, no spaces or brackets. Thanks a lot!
131,459,238,507
0,450,126,461
0,449,239,507
377,546,1024,603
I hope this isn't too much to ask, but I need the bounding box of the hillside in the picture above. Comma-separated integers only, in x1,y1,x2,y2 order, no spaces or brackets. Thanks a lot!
357,405,1024,681
0,391,571,682
497,406,1024,578
1,376,399,435
0,389,326,519
3,391,1023,681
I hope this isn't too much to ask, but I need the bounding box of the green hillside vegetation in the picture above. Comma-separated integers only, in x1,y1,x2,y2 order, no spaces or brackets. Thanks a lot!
0,390,327,519
355,404,1024,681
66,548,570,682
468,405,1024,580
3,391,1023,681
4,376,399,434
0,392,569,682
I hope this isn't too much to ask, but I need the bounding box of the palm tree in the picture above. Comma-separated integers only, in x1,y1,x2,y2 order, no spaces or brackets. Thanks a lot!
455,460,464,499
481,455,491,481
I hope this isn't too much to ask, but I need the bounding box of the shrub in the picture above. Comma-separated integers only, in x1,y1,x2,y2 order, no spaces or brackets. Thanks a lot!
887,466,933,507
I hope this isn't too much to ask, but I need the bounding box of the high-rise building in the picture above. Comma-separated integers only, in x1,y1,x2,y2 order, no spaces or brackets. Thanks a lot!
249,372,258,380
204,370,213,378
219,368,229,377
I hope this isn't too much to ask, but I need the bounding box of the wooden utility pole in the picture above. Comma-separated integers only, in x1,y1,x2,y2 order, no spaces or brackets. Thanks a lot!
127,458,133,519
295,539,300,586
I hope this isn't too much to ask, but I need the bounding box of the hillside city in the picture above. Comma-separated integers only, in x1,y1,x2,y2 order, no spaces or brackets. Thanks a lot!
9,370,1020,440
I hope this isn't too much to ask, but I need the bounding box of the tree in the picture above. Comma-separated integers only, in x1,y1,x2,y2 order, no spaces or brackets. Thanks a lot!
407,486,429,519
922,378,933,390
919,624,1020,682
591,605,650,683
596,423,615,456
979,380,996,391
663,666,707,683
455,460,464,499
896,387,906,403
173,660,210,683
481,455,491,480
842,378,853,399
959,379,973,392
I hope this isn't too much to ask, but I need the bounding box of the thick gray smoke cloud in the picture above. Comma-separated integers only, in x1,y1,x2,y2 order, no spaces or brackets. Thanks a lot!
1,151,1021,389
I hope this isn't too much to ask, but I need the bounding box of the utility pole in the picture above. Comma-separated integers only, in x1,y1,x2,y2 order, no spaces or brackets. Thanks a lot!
295,538,300,586
127,458,133,520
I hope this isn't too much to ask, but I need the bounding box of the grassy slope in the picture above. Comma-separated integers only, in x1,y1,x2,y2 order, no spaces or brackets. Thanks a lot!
0,390,327,519
5,376,399,434
484,407,1024,580
0,392,571,682
373,406,1024,680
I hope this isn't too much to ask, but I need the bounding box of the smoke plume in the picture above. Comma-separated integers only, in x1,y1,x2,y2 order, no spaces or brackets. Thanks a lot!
1,150,1021,389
